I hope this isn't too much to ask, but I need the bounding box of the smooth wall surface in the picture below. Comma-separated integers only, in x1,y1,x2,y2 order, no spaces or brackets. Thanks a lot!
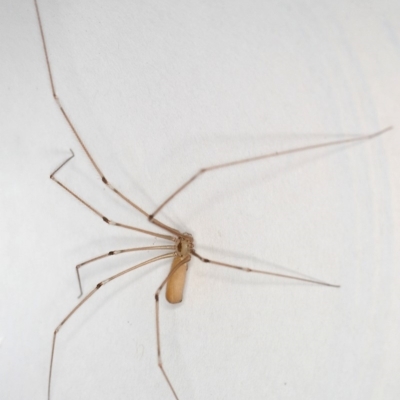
1,1,399,399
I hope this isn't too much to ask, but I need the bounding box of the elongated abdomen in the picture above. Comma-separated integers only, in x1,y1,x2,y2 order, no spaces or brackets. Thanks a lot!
166,255,188,304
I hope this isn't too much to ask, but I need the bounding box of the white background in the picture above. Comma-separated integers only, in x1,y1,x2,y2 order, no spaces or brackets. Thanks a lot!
1,1,399,399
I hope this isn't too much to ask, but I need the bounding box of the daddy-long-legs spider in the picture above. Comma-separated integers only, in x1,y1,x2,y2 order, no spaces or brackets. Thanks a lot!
32,1,393,399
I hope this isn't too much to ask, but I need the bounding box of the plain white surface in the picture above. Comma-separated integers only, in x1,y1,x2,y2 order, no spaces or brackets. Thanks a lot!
1,1,399,399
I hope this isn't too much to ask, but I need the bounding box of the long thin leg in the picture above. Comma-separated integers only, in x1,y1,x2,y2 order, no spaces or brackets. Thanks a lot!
191,250,339,287
155,256,191,400
34,0,180,237
50,151,175,242
149,126,392,219
48,252,176,400
76,245,176,297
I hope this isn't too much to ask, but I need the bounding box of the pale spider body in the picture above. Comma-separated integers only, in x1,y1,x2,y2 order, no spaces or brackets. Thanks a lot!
167,233,194,304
